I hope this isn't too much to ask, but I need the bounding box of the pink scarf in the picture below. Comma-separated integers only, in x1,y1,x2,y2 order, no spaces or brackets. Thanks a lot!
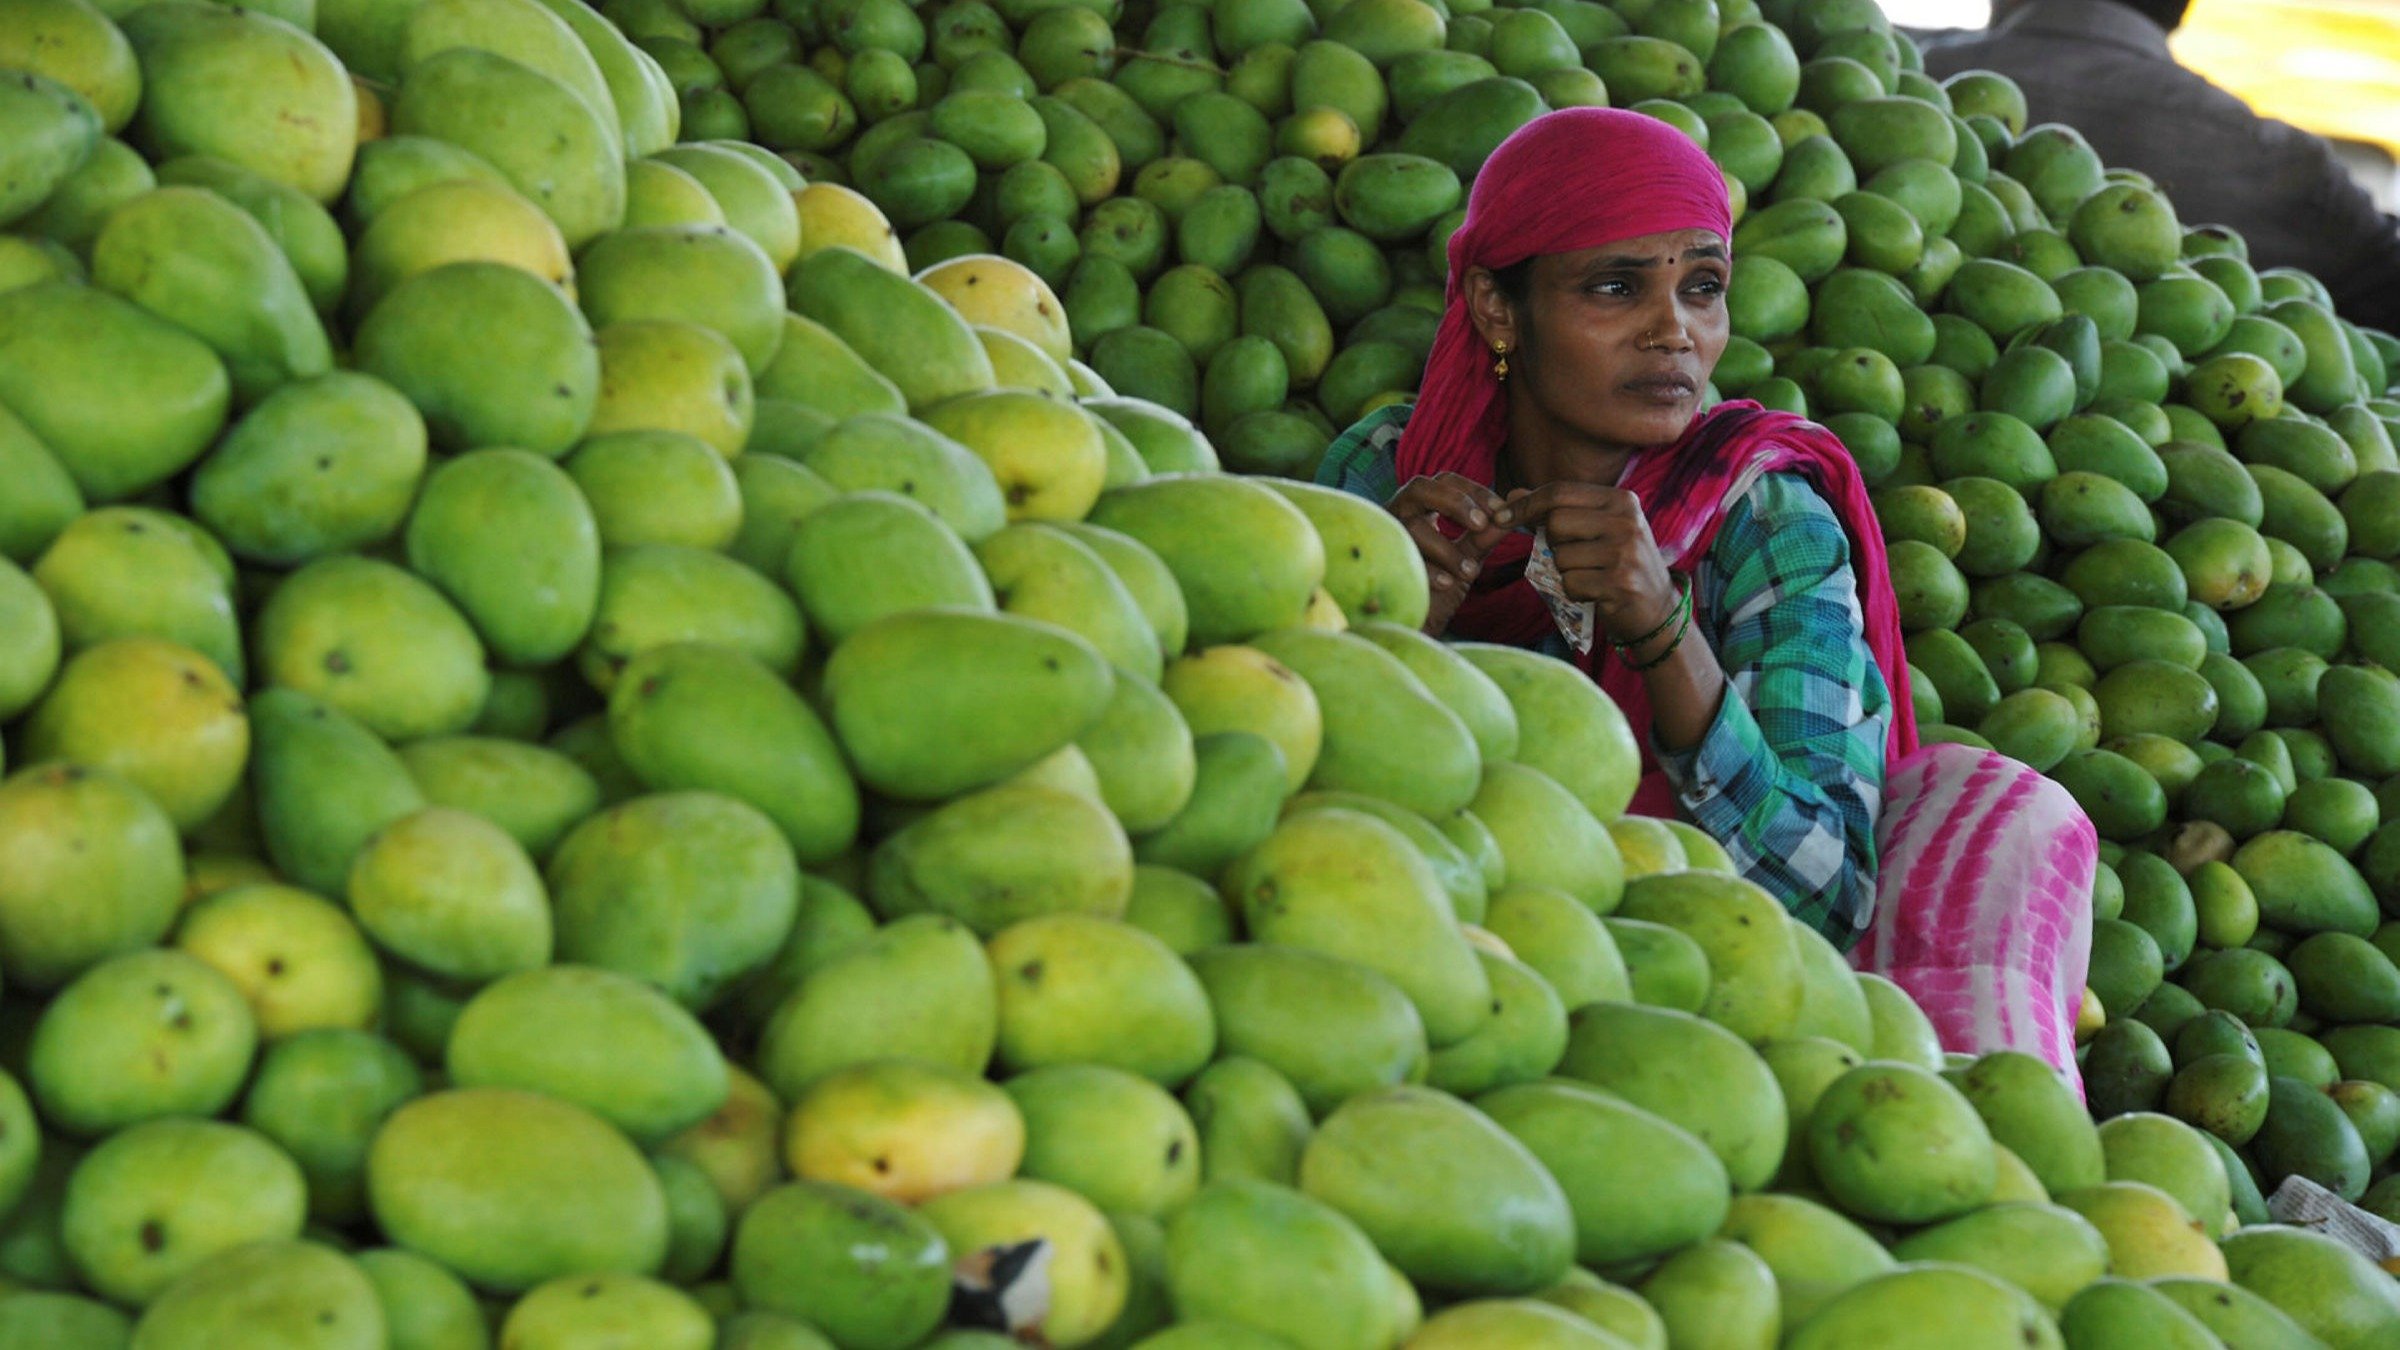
1394,109,1919,815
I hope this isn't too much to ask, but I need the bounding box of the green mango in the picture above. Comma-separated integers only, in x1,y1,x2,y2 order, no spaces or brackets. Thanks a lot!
121,4,355,204
798,414,1007,544
0,404,82,565
1906,628,2000,725
1261,481,1430,631
1946,258,2061,343
751,906,994,1095
1828,95,1954,178
1482,885,1631,1010
544,787,800,1011
2289,931,2400,1023
2318,664,2400,778
0,1290,131,1348
189,374,428,570
355,259,599,455
1479,1078,1729,1269
15,135,150,256
2138,274,2239,359
1453,644,1641,819
253,554,489,743
2264,298,2362,415
1787,1265,2061,1350
0,280,228,503
1246,629,1479,819
387,47,620,248
608,642,858,864
0,68,101,228
1163,1179,1400,1350
244,688,426,901
1557,1001,1787,1191
2055,1280,2219,1350
366,1089,666,1294
1089,474,1323,647
1349,621,1519,764
1298,1086,1572,1297
2221,1223,2400,1349
824,609,1114,801
445,966,724,1150
786,245,996,410
1809,1061,1998,1224
1006,1063,1199,1218
31,506,242,685
1183,1057,1311,1189
781,491,993,646
1132,730,1290,879
395,736,599,863
1390,76,1544,180
2233,829,2378,937
1887,1203,2108,1313
1733,196,1847,283
2150,1276,2333,1350
404,448,600,668
753,314,907,422
1225,808,1488,1045
870,782,1132,934
1424,951,1565,1097
1614,871,1803,1045
1466,763,1624,916
1188,944,1425,1116
0,762,185,1000
1948,1050,2105,1196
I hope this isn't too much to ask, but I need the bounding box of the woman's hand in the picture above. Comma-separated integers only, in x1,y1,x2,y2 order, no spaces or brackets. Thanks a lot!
1385,473,1519,635
1505,481,1680,644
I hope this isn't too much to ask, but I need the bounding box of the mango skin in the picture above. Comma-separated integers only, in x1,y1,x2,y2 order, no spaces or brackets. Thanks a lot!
1224,809,1492,1048
120,5,356,205
609,642,860,865
1187,944,1427,1118
90,186,331,407
388,46,624,247
1088,474,1327,649
1247,628,1482,820
1478,1079,1731,1269
0,281,228,504
824,610,1117,802
446,965,729,1145
0,68,102,227
353,261,600,458
191,372,427,567
1163,1179,1401,1350
403,448,601,668
247,688,425,901
366,1088,669,1295
546,790,800,1011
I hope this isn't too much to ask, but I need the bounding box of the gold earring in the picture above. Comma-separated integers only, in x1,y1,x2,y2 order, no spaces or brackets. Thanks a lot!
1492,342,1510,381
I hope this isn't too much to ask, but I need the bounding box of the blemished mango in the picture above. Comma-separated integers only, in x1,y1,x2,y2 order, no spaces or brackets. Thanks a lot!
120,4,356,204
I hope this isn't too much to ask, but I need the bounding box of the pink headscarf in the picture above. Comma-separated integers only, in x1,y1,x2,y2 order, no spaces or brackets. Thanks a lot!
1394,108,1918,815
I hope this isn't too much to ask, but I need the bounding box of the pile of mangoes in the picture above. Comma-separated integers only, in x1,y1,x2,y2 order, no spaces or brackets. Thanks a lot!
6,0,2400,1345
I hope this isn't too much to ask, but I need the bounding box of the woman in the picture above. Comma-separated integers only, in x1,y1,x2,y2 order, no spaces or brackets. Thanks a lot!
1319,108,2098,1081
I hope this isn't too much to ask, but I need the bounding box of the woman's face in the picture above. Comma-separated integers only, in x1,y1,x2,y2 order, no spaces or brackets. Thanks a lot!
1467,227,1732,454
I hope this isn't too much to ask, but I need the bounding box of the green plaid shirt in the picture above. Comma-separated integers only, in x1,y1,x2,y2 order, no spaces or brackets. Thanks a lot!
1318,405,1890,948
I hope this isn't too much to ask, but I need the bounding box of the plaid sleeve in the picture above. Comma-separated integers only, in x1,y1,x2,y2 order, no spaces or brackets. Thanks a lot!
1653,472,1891,950
1315,403,1412,503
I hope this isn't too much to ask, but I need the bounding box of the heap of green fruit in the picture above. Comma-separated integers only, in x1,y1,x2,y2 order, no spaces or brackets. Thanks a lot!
5,0,2400,1345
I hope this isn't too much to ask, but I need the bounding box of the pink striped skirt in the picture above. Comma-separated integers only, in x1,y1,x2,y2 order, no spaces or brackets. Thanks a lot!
1850,743,2099,1093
